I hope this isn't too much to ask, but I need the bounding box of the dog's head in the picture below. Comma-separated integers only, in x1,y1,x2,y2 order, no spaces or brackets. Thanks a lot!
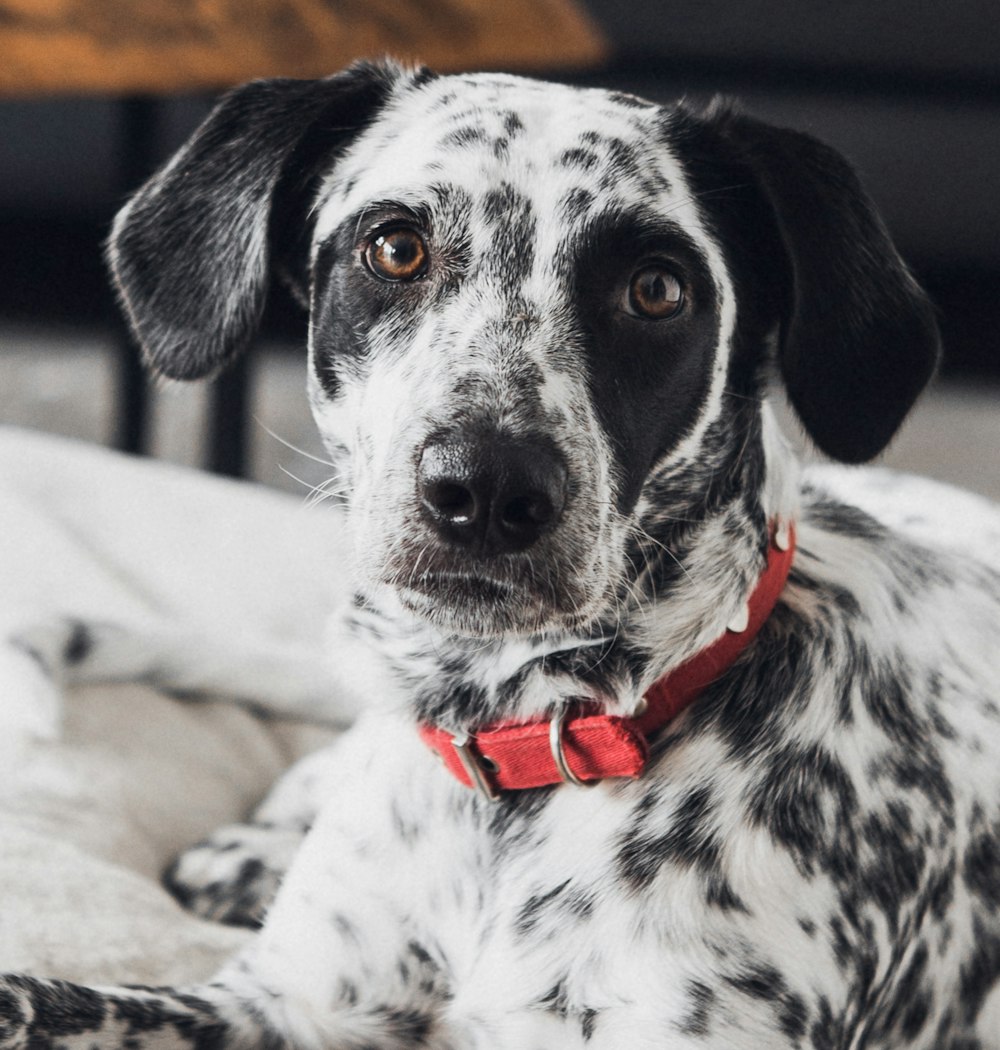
109,62,939,640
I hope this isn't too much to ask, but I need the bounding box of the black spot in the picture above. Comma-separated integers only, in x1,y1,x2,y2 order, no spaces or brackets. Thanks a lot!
367,1005,433,1043
559,187,593,221
410,67,438,89
959,922,1000,1024
580,1007,598,1040
564,889,597,919
858,805,926,925
705,873,750,912
900,993,931,1041
502,111,525,136
779,992,808,1041
478,183,536,293
440,125,488,150
923,862,956,921
617,785,722,891
725,965,809,1043
677,980,715,1036
726,962,784,1001
537,980,569,1017
963,820,1000,910
871,942,931,1042
514,879,570,937
112,989,228,1050
748,742,858,876
862,666,920,747
0,984,25,1036
809,995,846,1050
63,621,94,664
559,147,599,170
17,977,106,1035
804,499,889,542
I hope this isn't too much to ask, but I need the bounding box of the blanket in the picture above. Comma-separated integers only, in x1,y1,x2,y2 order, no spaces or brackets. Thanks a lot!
0,426,351,985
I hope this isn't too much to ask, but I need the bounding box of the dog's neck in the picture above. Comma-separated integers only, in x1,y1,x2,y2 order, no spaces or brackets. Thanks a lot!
346,404,799,734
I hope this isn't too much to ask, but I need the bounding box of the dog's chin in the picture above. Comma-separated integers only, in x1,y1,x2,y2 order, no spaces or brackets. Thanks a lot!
392,574,582,639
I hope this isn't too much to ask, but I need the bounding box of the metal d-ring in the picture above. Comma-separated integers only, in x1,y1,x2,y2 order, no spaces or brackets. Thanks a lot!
549,705,595,788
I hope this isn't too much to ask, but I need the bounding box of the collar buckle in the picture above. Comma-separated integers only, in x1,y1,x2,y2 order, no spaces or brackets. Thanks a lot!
450,730,500,802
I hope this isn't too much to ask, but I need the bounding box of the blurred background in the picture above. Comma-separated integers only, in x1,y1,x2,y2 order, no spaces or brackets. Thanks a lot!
0,0,997,500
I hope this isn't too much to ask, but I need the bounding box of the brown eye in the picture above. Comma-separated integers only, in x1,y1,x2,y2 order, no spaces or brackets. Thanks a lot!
627,266,684,319
364,227,429,282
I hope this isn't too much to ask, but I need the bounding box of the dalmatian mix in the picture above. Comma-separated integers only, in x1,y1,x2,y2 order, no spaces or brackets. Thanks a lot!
2,60,1000,1049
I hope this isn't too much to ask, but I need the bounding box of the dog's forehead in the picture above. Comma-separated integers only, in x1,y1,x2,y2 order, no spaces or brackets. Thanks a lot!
314,73,696,239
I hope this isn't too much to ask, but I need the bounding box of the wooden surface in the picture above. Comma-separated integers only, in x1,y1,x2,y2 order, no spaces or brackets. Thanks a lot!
0,0,608,96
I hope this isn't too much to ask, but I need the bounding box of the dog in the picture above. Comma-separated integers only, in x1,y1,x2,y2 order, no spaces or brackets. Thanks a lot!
1,59,999,1049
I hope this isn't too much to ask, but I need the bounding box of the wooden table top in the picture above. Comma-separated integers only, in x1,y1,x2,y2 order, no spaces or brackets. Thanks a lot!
0,0,608,96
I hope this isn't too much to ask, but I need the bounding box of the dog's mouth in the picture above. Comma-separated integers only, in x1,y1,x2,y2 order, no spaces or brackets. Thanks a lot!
390,568,580,637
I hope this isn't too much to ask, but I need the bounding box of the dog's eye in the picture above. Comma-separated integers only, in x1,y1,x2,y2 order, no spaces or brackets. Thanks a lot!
364,227,429,282
626,266,684,320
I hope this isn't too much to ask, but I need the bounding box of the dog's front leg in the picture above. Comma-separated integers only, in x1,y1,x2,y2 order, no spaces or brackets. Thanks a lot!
0,975,260,1050
0,887,450,1050
8,617,361,726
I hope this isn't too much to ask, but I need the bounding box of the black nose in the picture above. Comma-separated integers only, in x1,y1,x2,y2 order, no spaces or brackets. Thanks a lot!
418,433,568,555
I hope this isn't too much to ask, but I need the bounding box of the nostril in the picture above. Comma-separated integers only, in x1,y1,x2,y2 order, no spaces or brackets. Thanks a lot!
423,480,476,524
501,493,555,530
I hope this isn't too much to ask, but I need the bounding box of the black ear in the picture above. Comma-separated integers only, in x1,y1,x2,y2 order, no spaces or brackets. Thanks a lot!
706,107,941,463
107,61,414,380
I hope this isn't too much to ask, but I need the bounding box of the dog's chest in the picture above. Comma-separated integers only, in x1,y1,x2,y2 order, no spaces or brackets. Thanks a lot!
259,709,843,1041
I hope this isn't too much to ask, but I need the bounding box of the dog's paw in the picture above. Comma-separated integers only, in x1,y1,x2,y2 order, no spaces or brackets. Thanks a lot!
164,822,307,929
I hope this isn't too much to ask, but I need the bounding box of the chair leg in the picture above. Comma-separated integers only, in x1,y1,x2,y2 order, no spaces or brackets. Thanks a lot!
208,352,253,478
113,323,151,454
111,96,162,456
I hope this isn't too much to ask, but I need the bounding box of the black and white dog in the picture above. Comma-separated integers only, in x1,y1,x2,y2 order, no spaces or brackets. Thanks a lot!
2,60,1000,1049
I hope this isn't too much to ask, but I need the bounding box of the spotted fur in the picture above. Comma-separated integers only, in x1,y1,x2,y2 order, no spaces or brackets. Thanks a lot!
3,61,999,1049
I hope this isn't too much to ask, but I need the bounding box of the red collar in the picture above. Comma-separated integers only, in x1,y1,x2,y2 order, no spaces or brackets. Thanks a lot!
419,523,795,800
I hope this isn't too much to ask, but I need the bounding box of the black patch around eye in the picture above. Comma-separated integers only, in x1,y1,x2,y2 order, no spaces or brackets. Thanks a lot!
311,193,474,395
557,211,719,512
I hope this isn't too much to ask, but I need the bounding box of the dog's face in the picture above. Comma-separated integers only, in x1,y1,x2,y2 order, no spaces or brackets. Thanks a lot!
305,76,740,636
108,63,940,640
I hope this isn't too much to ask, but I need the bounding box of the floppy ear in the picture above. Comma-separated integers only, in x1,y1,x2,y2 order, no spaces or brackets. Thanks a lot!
107,61,413,380
707,108,941,463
